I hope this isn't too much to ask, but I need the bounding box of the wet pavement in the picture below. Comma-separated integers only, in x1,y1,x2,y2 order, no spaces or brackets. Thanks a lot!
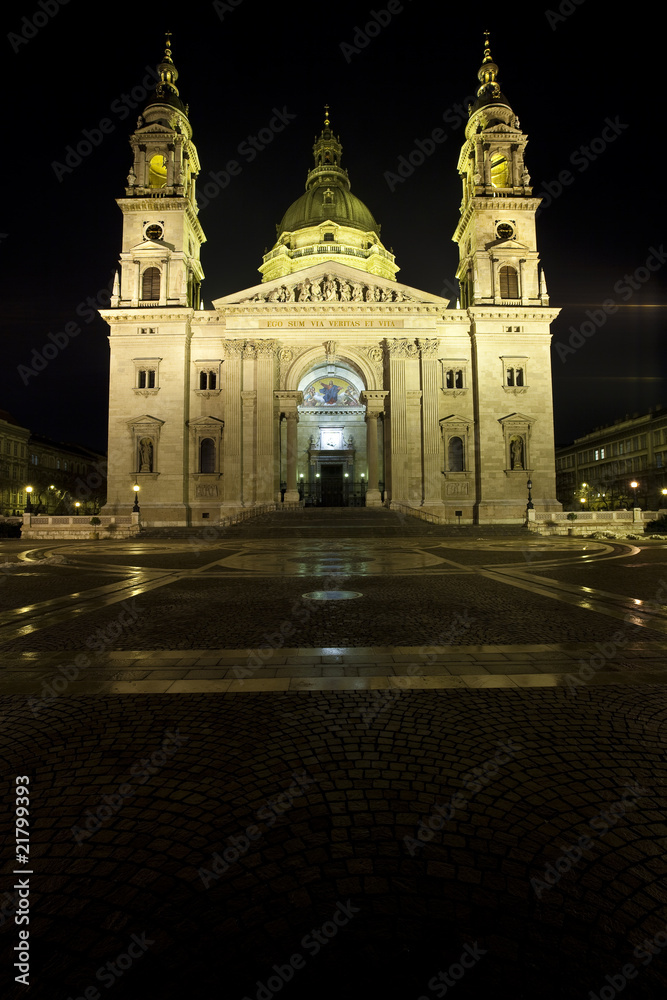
1,509,666,999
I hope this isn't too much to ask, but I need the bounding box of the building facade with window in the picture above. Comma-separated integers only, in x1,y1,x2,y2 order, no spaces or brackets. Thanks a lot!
556,407,667,510
0,411,30,516
101,38,561,525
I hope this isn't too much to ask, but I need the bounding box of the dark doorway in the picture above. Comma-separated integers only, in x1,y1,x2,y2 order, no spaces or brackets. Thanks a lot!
320,464,344,507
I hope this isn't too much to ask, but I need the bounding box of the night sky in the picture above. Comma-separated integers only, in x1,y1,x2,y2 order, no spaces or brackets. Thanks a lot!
1,1,664,454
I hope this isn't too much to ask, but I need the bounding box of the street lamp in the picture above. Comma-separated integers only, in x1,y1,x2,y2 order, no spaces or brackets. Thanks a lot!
25,486,33,513
630,480,639,508
526,477,534,511
74,502,81,515
132,484,140,513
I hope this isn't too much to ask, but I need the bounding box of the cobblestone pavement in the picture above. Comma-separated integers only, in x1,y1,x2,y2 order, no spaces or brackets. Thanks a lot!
1,510,667,999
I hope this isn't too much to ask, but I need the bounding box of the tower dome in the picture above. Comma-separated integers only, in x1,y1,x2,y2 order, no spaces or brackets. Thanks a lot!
259,108,398,283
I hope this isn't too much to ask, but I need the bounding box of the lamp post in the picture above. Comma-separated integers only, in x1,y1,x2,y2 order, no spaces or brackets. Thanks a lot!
132,484,140,513
526,477,534,511
25,486,33,513
74,502,81,516
630,480,639,508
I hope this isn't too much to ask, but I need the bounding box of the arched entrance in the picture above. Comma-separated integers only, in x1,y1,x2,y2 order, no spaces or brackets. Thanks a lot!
296,363,369,506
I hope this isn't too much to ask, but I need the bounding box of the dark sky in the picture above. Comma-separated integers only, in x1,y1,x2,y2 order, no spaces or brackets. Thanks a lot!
1,1,664,453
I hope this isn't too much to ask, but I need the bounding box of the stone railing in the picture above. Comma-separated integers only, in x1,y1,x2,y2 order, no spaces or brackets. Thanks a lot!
527,508,666,535
21,514,140,539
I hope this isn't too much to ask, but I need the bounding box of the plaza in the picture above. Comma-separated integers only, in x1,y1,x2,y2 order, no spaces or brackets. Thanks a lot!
1,508,667,998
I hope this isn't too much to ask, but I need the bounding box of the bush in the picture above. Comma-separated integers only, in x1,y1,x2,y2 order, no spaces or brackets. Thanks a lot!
645,516,667,534
90,516,101,526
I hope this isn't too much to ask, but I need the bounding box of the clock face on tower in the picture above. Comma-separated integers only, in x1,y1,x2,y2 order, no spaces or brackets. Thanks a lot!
145,224,164,241
496,222,514,240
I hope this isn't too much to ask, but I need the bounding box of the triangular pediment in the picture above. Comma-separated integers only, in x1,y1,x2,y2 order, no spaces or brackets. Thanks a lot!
212,261,448,307
131,239,174,252
487,238,529,251
128,414,164,427
499,412,534,424
135,122,175,137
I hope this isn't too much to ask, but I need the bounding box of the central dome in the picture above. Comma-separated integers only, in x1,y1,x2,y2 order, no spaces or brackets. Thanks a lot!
278,182,379,235
260,111,397,283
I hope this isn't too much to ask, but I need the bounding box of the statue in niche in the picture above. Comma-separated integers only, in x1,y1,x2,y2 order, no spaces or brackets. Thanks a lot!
127,166,136,187
510,436,524,470
339,281,351,301
311,280,323,301
322,275,337,300
139,437,153,473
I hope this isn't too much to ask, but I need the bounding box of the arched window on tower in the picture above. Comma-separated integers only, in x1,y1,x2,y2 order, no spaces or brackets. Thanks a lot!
141,267,161,301
149,153,168,189
499,265,519,299
200,438,215,474
448,437,464,472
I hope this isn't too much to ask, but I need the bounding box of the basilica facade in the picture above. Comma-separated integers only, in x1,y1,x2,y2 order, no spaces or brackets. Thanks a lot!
101,37,561,526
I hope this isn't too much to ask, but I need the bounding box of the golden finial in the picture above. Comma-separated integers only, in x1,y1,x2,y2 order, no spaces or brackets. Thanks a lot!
324,104,330,127
482,30,492,64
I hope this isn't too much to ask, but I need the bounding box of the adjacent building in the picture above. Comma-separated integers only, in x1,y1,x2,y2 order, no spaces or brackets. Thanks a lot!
556,406,667,510
101,36,561,526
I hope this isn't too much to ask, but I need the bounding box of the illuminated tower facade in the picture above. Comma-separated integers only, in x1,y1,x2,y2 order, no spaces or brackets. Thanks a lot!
451,36,560,521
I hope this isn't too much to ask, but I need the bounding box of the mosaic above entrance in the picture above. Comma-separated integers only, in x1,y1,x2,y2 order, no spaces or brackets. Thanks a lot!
301,376,361,407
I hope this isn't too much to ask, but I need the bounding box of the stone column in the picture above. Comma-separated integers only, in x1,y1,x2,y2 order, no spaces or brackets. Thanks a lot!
255,341,276,504
274,391,302,504
241,390,256,507
418,339,445,510
386,339,417,505
222,341,244,507
361,390,388,506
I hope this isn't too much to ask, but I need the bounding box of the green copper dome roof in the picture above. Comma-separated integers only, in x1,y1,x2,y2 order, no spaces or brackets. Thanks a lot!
276,113,381,237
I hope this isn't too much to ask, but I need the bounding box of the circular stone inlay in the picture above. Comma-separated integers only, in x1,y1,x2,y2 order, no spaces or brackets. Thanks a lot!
302,590,363,600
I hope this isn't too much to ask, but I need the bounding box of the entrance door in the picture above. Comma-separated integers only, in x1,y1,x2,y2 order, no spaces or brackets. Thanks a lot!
320,464,344,507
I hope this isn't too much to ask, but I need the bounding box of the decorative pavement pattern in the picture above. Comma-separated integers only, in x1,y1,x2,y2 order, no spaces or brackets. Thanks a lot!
1,509,667,999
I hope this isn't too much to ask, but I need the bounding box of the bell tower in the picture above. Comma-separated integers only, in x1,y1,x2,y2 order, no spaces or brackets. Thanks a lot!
111,34,205,309
451,35,561,523
453,34,549,309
